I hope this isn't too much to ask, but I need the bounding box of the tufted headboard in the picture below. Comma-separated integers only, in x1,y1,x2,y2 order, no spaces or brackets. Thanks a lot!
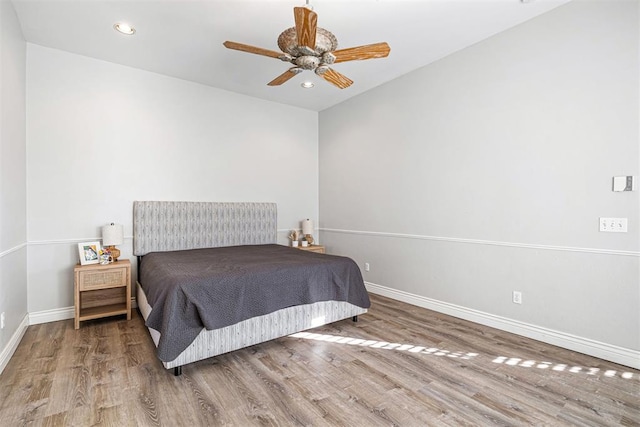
133,201,277,256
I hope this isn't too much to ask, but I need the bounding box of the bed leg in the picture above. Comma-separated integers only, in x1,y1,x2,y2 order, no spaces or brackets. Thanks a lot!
173,366,182,376
352,316,358,322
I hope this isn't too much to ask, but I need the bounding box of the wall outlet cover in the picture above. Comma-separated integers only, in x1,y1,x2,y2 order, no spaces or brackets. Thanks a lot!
512,291,522,304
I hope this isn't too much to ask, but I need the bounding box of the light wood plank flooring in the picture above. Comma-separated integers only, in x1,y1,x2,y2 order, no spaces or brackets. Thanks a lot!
0,294,638,426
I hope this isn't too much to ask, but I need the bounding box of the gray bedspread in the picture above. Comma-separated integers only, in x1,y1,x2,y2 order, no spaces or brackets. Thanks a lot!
140,244,370,362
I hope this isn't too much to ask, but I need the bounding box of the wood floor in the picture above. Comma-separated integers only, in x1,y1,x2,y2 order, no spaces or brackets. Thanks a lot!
0,294,638,426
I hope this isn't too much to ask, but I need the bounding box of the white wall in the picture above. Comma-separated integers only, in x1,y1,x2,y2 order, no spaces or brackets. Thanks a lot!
319,0,639,366
27,44,318,313
0,0,28,366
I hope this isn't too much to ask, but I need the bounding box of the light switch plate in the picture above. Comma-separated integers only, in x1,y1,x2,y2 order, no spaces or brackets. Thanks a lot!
613,176,635,192
625,176,635,191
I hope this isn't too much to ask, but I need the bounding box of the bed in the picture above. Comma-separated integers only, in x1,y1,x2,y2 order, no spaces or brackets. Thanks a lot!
133,201,370,375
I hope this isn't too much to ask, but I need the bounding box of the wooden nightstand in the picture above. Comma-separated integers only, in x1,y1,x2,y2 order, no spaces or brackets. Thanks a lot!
297,245,326,254
74,259,131,329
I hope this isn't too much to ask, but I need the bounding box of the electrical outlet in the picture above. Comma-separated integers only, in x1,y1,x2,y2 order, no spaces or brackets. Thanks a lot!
512,291,522,305
0,312,4,329
599,218,628,232
364,262,370,272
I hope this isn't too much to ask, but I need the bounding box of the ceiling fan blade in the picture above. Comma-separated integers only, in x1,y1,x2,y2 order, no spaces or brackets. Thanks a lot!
316,67,353,89
294,7,317,50
333,42,391,64
267,68,302,86
223,41,283,59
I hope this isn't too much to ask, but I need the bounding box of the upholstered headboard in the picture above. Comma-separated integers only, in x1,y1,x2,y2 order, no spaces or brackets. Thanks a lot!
133,201,277,256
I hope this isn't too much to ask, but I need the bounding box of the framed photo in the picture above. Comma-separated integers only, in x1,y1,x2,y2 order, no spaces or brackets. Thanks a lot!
78,241,101,265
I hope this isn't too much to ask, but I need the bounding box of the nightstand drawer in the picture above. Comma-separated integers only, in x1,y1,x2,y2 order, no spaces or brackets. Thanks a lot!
78,267,127,291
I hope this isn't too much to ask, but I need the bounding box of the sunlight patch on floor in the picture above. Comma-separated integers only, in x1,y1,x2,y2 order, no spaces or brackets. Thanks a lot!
288,332,636,380
491,356,635,380
289,331,478,359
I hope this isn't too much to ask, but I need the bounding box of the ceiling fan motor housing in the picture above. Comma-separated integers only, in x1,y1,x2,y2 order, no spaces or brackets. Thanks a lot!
295,55,320,70
277,27,338,57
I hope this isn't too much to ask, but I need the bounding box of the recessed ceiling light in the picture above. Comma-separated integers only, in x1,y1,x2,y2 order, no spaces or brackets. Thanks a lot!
301,81,314,89
114,23,135,35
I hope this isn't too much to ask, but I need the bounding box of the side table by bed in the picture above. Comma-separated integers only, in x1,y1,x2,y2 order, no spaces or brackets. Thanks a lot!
74,259,131,329
297,244,326,254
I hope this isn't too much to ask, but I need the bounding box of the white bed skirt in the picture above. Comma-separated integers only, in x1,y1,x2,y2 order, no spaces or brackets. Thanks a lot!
136,282,368,369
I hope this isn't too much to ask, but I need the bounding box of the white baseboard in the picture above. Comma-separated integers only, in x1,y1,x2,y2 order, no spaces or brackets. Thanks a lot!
28,306,74,325
29,297,138,325
0,314,29,375
365,282,640,370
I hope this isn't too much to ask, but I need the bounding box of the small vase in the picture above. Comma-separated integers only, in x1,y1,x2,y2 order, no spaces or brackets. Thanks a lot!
291,241,299,247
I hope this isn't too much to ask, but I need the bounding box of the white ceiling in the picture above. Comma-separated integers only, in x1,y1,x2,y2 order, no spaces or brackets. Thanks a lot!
12,0,571,111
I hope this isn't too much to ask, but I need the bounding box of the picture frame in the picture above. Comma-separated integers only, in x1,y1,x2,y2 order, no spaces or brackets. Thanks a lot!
78,241,101,265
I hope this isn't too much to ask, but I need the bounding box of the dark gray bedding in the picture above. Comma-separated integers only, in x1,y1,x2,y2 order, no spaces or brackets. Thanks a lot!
140,244,370,362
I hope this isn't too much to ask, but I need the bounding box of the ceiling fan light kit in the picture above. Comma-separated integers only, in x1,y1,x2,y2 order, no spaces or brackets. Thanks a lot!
223,3,390,89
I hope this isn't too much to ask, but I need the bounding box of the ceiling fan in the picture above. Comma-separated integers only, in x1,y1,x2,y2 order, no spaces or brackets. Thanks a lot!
223,3,390,89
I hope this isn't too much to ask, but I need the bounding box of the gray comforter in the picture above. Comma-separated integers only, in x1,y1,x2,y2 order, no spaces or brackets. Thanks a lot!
140,244,370,362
